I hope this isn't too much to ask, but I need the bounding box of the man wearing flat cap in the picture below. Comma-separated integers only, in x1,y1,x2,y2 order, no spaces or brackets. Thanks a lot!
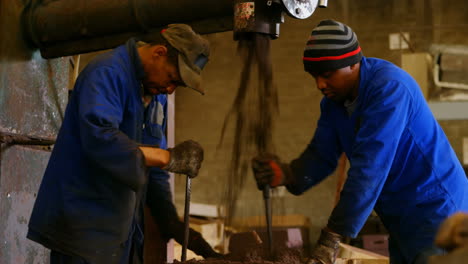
252,19,468,264
27,24,220,263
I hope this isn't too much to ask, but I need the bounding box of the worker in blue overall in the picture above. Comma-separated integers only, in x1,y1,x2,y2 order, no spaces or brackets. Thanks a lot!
252,20,468,264
27,24,218,264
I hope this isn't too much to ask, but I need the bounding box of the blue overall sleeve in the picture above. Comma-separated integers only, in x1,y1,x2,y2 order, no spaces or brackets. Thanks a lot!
286,100,342,195
77,67,147,191
328,80,413,237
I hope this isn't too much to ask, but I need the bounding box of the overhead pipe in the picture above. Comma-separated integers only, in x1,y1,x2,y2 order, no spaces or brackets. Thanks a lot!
22,0,325,58
23,0,234,58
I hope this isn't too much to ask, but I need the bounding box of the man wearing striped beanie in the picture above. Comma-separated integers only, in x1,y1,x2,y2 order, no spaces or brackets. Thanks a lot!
302,19,362,104
303,19,362,76
252,19,468,264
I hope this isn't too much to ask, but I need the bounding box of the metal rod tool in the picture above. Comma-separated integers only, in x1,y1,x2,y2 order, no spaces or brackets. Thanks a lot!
263,185,273,257
181,176,191,262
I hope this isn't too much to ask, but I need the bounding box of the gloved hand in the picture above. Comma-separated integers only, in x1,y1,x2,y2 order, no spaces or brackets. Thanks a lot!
307,228,342,264
187,228,224,259
251,153,292,190
163,140,204,178
434,212,468,251
171,219,224,259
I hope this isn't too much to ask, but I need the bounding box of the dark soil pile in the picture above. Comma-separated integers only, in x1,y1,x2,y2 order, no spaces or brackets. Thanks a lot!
175,247,303,264
175,231,304,264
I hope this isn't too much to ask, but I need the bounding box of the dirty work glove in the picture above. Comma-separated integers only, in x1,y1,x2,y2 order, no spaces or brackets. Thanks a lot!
163,140,204,178
307,228,342,264
171,220,223,259
434,212,468,251
251,154,292,190
188,228,224,259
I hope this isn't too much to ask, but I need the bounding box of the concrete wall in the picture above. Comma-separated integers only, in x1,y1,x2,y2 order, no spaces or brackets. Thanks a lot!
173,0,468,249
0,1,70,263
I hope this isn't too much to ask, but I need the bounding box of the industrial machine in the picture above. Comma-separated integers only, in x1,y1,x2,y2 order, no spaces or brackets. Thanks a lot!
22,0,328,58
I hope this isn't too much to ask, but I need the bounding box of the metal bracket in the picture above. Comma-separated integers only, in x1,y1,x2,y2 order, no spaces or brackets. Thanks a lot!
281,0,318,19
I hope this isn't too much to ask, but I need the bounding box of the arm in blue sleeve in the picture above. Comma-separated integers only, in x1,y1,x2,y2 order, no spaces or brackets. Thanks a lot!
77,67,147,191
286,101,342,195
328,81,413,237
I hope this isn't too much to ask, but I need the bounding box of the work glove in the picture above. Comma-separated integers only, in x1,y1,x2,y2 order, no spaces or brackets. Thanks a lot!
251,153,292,190
434,212,468,251
171,220,223,259
187,228,224,259
163,140,204,178
307,228,342,264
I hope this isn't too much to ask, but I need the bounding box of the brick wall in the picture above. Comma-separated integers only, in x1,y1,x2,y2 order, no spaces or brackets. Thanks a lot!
439,120,468,163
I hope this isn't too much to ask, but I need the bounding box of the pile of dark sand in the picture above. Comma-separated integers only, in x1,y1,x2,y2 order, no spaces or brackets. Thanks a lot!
175,247,303,264
175,231,304,264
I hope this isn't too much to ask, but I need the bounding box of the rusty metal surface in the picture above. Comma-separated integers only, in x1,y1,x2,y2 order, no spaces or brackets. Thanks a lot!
0,145,51,264
1,1,69,139
0,1,69,263
234,1,256,33
233,0,284,39
0,131,55,146
0,53,69,138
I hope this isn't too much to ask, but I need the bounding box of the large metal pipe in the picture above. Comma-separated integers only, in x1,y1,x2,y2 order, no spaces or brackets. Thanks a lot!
23,0,324,58
23,0,234,58
26,0,235,44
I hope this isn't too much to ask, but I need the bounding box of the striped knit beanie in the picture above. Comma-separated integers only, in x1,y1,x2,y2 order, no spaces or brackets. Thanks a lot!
303,20,362,73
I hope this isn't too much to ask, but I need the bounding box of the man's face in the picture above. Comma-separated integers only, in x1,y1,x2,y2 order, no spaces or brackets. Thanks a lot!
308,65,358,103
142,47,185,96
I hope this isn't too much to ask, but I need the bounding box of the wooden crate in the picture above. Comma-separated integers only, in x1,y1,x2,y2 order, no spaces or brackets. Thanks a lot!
337,243,389,264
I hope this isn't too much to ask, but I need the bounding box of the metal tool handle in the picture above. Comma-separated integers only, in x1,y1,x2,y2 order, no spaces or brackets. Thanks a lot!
263,185,273,257
181,176,191,262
